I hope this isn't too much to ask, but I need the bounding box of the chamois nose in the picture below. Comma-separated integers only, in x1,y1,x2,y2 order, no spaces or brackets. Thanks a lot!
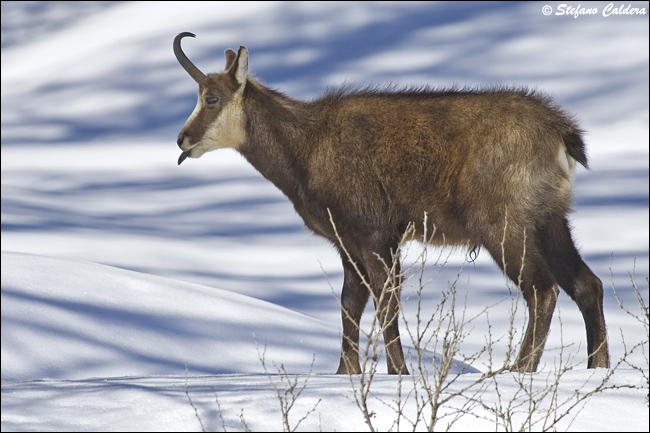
177,134,185,148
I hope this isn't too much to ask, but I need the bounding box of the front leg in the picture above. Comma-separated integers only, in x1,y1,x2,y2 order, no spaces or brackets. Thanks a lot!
361,247,408,375
336,256,370,374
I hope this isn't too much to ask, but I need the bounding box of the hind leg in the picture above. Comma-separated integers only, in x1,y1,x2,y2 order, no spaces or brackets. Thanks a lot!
539,217,609,368
515,280,559,372
483,225,559,372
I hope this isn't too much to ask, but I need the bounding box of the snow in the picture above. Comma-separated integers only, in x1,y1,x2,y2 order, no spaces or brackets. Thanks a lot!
1,1,648,431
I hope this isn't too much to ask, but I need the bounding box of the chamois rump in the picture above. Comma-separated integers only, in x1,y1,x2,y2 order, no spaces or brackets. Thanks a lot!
173,32,609,374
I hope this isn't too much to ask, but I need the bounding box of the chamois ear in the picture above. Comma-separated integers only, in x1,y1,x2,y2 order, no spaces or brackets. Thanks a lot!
224,49,237,71
232,46,248,86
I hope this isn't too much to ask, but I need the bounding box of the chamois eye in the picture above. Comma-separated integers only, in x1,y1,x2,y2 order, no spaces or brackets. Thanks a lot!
205,95,220,106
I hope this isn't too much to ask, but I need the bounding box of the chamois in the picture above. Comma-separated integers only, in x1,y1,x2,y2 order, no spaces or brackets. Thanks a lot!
173,32,609,374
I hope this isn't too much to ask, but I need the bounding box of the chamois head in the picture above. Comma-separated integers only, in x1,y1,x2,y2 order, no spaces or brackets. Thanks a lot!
174,32,249,165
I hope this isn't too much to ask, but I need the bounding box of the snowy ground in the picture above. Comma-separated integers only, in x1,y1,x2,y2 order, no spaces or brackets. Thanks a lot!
1,1,648,431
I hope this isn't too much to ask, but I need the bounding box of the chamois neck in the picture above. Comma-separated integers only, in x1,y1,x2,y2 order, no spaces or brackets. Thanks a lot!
238,80,313,198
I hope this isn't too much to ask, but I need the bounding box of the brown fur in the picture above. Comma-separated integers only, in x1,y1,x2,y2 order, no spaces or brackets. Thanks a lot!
174,35,609,374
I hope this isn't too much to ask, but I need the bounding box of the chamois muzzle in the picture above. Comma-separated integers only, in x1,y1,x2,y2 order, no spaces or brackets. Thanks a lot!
173,32,206,83
176,135,189,165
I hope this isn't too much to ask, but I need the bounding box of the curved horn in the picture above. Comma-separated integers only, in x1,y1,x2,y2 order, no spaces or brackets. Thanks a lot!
173,32,206,83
